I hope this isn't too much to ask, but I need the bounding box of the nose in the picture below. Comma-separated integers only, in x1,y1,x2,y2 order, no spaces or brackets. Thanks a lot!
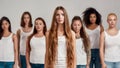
59,15,63,19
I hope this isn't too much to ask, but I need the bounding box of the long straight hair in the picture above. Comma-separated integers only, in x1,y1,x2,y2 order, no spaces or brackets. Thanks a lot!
71,16,90,53
0,16,12,40
46,6,75,68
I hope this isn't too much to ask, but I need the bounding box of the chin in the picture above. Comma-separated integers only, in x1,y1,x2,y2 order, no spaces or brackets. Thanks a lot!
59,22,64,24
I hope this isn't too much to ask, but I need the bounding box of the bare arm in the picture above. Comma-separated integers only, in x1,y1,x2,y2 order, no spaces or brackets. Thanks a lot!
45,31,49,68
16,29,21,66
100,24,104,34
86,42,91,68
71,31,76,68
100,31,106,68
13,34,19,67
26,37,31,68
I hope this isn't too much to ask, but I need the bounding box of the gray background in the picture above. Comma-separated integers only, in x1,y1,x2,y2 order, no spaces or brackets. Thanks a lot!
0,0,119,33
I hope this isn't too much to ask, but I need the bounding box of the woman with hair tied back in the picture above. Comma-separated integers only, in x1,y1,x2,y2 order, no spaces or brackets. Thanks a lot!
71,16,91,68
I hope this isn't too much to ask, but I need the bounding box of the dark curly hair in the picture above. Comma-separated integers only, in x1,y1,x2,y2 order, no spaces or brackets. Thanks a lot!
83,7,102,26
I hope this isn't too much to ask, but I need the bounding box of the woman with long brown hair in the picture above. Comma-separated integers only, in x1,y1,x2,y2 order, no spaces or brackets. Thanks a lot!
16,11,33,68
71,16,91,68
45,6,76,68
26,17,47,68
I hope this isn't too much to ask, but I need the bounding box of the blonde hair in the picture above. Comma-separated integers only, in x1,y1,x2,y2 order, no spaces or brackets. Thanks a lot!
107,13,117,20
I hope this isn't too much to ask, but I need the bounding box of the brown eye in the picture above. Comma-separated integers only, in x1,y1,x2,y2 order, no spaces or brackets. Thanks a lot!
56,14,59,16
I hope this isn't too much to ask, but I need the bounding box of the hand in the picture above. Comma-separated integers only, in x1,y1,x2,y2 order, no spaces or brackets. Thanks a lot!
27,64,31,68
102,63,107,68
86,64,89,68
13,63,19,68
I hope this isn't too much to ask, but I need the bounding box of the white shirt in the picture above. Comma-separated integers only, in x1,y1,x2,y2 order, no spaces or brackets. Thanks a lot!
56,36,67,68
76,38,87,65
20,28,33,55
30,36,46,64
85,26,100,49
0,33,14,62
104,30,120,62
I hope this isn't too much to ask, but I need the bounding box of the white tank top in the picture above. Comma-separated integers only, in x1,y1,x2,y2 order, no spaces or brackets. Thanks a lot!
85,26,100,49
55,36,67,68
104,30,120,62
30,36,46,64
20,28,33,55
76,38,87,65
0,33,14,62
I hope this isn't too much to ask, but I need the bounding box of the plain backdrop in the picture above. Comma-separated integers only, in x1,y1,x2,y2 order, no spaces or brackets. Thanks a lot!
0,0,119,33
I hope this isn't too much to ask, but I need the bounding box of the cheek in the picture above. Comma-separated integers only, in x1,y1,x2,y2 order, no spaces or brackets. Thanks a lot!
72,25,76,30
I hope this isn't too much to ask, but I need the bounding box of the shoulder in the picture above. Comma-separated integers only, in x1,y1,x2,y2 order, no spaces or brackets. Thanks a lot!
99,24,104,32
100,30,105,37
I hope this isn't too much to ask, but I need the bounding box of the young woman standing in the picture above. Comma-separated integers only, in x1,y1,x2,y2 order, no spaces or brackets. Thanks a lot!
45,6,76,68
100,13,120,68
83,7,104,68
17,11,33,68
71,16,91,68
26,17,47,68
0,16,19,68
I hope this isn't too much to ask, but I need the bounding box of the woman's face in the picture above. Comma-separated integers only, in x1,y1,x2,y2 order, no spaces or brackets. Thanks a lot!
89,13,97,24
35,19,44,32
23,14,30,24
56,9,65,24
72,20,82,33
107,15,117,28
2,20,10,30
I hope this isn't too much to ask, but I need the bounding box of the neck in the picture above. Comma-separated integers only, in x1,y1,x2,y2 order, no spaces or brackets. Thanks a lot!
58,24,64,32
75,31,80,38
3,29,10,34
108,26,117,31
90,23,97,26
57,24,64,36
37,30,44,36
25,24,29,28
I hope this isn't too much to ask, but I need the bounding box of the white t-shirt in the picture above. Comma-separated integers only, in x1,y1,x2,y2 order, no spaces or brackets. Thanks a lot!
104,30,120,62
55,36,67,68
0,33,14,62
85,26,100,49
30,36,46,64
20,28,33,55
76,38,87,65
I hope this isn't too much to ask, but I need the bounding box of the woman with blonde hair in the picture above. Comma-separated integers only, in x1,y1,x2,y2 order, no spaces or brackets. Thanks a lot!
45,6,76,68
100,13,120,68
